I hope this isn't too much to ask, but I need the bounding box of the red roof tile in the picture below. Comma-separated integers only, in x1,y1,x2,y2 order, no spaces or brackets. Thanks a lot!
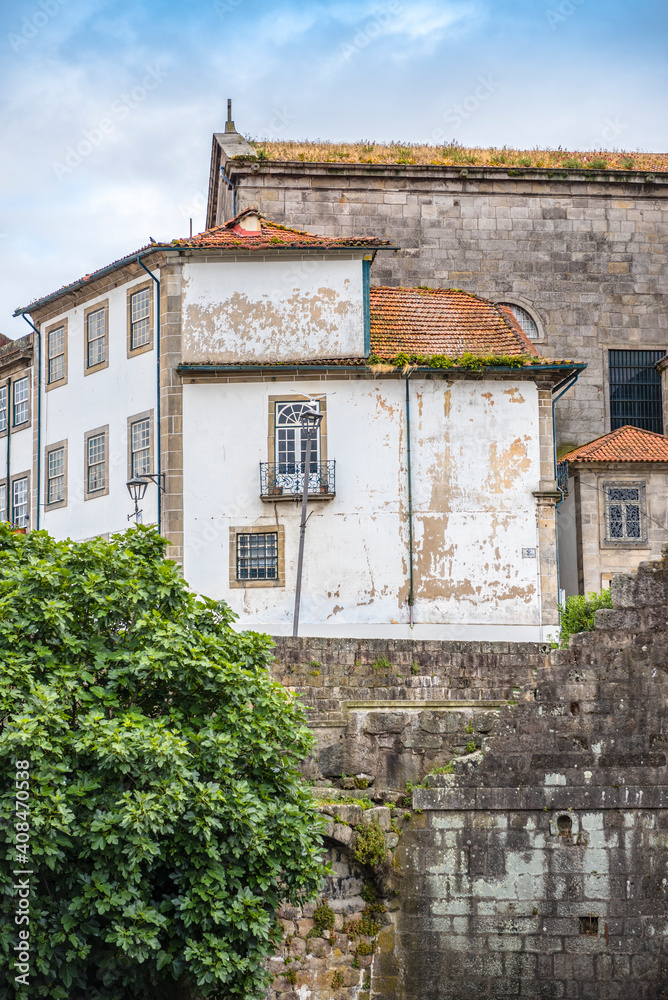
369,286,539,359
561,425,668,463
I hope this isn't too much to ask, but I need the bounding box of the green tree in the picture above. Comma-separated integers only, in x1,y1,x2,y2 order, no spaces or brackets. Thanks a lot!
0,525,324,999
556,589,613,648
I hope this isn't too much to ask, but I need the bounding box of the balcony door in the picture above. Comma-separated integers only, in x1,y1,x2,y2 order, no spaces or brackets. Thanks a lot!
275,401,321,491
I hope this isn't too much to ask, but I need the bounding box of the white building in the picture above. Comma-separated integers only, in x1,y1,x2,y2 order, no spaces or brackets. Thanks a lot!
13,208,583,641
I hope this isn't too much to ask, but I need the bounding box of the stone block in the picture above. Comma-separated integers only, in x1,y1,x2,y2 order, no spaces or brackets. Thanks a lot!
360,806,392,831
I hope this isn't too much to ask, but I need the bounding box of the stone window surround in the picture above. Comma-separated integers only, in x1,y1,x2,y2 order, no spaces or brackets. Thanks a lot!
599,476,648,548
126,409,154,481
228,524,285,589
84,299,110,376
9,469,31,529
45,317,68,391
126,280,154,358
84,424,110,501
491,295,546,342
12,374,31,429
44,439,68,510
267,394,328,466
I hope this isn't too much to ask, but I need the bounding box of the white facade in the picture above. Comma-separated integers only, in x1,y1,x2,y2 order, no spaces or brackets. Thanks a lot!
182,375,551,640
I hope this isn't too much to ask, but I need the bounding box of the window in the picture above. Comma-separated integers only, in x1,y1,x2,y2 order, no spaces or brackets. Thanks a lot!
129,286,151,351
237,532,278,581
87,433,106,493
609,350,663,433
229,525,285,589
275,401,321,471
12,477,28,528
13,378,29,426
47,325,66,384
130,417,151,477
0,385,6,433
86,307,106,369
499,303,540,339
0,483,6,520
604,482,647,544
47,447,65,505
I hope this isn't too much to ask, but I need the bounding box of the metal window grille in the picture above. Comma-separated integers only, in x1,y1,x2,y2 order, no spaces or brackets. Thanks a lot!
609,350,664,433
12,478,28,528
236,532,278,581
48,326,65,383
502,303,539,339
275,401,320,472
0,483,6,520
0,386,6,433
47,448,65,504
13,378,28,425
131,418,151,476
130,288,151,349
604,481,647,543
87,433,106,493
86,309,106,368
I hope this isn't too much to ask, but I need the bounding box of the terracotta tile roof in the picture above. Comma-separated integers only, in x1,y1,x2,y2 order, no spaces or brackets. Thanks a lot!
15,210,391,315
369,287,539,359
172,208,392,251
561,425,668,464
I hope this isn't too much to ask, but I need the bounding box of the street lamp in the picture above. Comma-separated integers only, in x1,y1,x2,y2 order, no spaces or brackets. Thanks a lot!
293,407,324,637
126,476,148,523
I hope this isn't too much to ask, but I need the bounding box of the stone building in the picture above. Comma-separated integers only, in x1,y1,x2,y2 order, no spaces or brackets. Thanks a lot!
0,332,34,530
11,208,580,640
558,424,668,595
206,122,668,454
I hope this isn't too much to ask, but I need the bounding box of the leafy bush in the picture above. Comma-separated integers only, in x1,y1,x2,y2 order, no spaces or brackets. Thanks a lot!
557,589,613,647
353,822,387,868
0,526,325,1000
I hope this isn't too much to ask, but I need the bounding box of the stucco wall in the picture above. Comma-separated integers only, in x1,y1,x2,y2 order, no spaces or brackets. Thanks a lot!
182,374,551,639
218,163,668,451
181,257,366,364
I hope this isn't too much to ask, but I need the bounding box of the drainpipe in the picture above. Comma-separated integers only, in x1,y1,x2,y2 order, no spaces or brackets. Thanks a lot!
5,376,11,522
405,373,415,627
552,371,581,602
21,315,42,529
137,257,162,535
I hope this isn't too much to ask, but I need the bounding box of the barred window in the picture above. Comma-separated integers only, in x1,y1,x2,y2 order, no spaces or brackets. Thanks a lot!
12,478,28,528
86,308,106,368
131,417,151,477
130,287,151,350
609,350,663,434
87,433,106,493
604,482,647,544
0,385,6,432
48,326,66,383
13,378,28,426
236,532,278,581
47,448,65,504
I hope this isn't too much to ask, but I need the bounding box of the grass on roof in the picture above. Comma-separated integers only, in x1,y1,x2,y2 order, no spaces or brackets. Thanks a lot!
245,140,667,173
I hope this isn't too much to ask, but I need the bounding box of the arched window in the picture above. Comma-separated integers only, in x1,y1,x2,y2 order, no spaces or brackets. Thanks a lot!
500,303,540,340
275,401,321,472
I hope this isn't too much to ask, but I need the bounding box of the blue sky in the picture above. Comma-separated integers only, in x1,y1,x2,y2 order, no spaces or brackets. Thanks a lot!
1,0,666,337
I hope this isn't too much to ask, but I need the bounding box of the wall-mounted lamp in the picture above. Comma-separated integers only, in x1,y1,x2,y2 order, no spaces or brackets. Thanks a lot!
126,472,165,523
293,408,324,637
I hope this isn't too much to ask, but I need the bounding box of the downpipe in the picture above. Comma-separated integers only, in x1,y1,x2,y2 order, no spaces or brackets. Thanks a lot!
405,373,415,627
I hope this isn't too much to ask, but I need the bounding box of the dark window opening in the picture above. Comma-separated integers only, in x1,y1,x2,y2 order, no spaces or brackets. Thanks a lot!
236,532,278,581
579,916,599,936
557,815,573,837
609,350,663,433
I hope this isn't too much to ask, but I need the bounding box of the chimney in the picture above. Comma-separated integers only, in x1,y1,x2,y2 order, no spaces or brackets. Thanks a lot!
225,98,236,134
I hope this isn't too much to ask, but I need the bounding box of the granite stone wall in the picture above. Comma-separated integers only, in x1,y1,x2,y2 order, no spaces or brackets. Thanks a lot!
222,162,668,451
265,548,668,998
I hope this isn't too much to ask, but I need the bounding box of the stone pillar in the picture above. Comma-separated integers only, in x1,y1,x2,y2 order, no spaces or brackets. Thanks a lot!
159,259,184,563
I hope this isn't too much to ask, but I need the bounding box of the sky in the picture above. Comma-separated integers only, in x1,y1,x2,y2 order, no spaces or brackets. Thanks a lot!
1,0,666,338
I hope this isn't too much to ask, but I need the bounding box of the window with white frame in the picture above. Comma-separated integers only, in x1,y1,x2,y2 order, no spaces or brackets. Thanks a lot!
13,378,28,426
499,303,540,339
275,401,321,471
48,326,66,383
604,482,647,543
47,447,65,504
87,433,106,493
12,478,28,528
0,385,6,432
130,417,151,477
0,483,6,520
130,287,151,350
236,532,278,581
86,308,106,368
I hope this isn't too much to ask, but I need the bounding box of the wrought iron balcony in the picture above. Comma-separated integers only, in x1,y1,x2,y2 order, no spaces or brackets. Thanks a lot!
556,460,569,496
260,461,336,501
